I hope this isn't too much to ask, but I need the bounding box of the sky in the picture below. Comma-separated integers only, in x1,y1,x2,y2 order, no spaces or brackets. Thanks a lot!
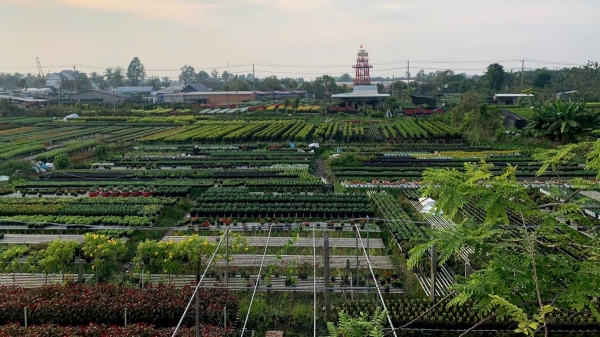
1,0,599,80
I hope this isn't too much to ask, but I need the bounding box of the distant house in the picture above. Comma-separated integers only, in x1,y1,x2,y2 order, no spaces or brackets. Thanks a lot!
71,89,126,104
20,87,56,97
156,85,185,95
201,81,219,91
114,86,154,97
181,84,210,93
46,70,80,89
493,94,534,105
161,91,255,104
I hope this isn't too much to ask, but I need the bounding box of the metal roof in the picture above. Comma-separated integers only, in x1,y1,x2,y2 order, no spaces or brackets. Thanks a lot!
183,84,210,92
494,94,534,98
115,86,154,92
331,85,389,98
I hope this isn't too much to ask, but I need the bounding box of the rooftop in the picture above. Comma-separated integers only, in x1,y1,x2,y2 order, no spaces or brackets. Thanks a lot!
115,86,154,92
331,85,389,98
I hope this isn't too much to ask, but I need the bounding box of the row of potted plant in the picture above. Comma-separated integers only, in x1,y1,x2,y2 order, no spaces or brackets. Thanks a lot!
89,186,154,198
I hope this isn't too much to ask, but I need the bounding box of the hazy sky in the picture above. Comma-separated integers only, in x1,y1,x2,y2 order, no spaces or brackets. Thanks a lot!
1,0,599,80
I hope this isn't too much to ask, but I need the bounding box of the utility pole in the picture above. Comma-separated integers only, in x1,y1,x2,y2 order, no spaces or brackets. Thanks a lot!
391,75,394,97
235,75,238,108
407,60,410,82
520,59,525,91
252,63,255,92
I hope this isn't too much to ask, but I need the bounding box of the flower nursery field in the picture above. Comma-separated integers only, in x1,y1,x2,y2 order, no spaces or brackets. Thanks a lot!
1,115,600,336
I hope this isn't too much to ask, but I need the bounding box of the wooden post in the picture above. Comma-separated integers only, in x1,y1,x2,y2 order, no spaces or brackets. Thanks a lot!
77,259,84,284
430,245,437,303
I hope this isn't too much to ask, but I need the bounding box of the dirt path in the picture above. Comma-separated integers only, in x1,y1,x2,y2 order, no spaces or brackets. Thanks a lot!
313,159,331,184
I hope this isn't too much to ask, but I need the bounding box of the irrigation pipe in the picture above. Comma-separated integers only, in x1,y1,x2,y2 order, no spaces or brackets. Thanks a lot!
356,228,398,337
171,225,229,337
239,224,273,337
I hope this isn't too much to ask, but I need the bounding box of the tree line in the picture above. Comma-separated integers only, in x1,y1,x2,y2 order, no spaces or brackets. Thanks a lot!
1,58,598,101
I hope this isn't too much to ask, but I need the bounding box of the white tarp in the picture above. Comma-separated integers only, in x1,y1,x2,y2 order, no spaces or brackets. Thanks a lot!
418,197,442,214
63,114,80,121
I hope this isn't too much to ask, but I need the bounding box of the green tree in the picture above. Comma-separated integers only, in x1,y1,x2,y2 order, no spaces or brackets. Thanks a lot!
408,159,600,336
179,65,196,84
39,240,79,275
0,99,25,117
53,153,70,170
146,76,161,90
89,72,108,89
93,144,107,160
337,73,353,82
104,67,125,88
460,103,502,144
482,63,505,92
161,76,171,88
195,70,210,83
82,233,127,281
0,160,31,176
259,76,283,91
126,57,146,86
533,69,552,88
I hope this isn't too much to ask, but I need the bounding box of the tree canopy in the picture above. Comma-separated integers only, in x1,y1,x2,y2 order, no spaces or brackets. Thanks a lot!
126,57,146,86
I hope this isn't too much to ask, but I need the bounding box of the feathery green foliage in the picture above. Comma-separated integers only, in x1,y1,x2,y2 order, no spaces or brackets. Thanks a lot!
327,308,387,337
409,158,600,335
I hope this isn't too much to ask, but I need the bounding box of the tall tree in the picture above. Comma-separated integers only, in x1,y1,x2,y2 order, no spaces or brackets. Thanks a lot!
161,77,171,88
195,71,209,83
482,63,505,92
179,65,196,84
259,76,282,91
126,57,146,86
104,67,125,88
89,72,108,89
221,70,232,83
146,76,162,90
533,69,552,88
210,69,219,80
337,73,353,82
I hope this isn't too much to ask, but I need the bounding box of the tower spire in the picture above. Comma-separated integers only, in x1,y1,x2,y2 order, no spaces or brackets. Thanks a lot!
352,46,373,85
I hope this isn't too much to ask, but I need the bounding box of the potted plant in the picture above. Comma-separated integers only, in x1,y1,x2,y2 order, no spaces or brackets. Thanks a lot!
88,186,100,197
110,186,120,197
131,186,142,197
120,186,131,197
100,186,111,197
142,186,154,197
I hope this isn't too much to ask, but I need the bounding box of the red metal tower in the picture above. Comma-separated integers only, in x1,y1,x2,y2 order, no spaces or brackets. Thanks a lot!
352,46,373,85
